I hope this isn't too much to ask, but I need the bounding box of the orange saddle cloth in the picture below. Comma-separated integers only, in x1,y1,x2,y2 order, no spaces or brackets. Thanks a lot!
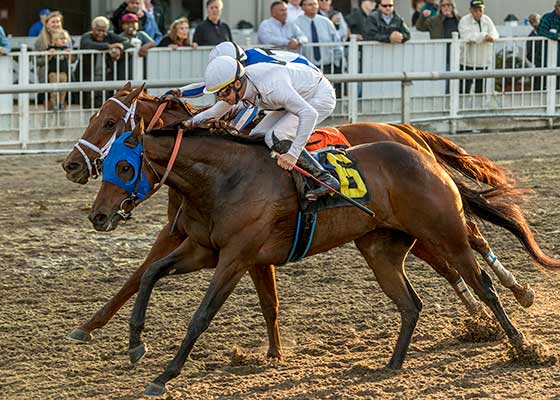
305,127,351,152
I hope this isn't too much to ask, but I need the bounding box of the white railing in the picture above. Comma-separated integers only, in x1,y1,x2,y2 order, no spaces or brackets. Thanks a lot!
0,34,559,151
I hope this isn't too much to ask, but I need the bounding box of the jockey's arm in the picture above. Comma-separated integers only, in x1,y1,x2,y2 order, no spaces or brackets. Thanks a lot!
191,101,233,124
277,86,319,159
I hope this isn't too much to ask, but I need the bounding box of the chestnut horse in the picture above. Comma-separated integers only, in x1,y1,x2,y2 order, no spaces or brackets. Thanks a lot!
62,85,557,353
88,125,557,396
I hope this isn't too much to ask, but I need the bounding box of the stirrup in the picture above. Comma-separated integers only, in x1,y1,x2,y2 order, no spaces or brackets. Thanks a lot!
305,173,340,201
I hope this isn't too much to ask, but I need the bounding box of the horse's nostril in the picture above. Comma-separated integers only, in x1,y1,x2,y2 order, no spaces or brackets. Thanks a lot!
63,161,82,172
90,212,108,226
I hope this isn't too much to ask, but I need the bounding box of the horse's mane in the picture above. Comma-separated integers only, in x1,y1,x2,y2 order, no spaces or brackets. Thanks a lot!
147,127,266,146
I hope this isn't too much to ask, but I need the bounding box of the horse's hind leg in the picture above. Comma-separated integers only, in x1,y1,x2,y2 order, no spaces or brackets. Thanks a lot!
129,238,217,365
67,222,184,343
466,219,534,308
411,240,484,316
249,264,283,359
355,229,420,370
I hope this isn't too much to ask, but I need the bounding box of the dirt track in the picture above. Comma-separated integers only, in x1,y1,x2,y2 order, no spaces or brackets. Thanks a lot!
1,129,560,399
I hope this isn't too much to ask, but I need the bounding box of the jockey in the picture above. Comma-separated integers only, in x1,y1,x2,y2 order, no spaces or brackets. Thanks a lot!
164,41,320,130
186,55,339,199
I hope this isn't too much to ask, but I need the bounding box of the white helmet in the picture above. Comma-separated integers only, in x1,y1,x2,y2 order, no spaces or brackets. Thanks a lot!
208,41,248,63
204,56,246,94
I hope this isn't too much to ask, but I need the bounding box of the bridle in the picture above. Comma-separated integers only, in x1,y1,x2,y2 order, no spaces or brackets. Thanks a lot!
73,95,168,179
114,128,184,223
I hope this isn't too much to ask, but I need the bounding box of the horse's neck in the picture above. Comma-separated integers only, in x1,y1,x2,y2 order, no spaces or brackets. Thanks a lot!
137,100,188,127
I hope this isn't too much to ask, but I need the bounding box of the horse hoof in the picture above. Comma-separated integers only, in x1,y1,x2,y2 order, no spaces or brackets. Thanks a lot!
266,348,283,360
144,382,166,397
129,342,148,366
66,328,93,344
514,284,535,308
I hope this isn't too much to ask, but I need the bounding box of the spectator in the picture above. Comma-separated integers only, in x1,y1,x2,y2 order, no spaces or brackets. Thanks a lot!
111,0,148,35
28,9,50,37
258,1,308,51
120,13,156,57
158,17,197,48
527,13,543,89
346,0,376,41
0,25,9,55
411,0,425,26
287,0,304,23
192,0,232,46
295,0,343,94
34,11,72,84
80,16,128,108
46,30,73,110
458,0,499,94
142,0,163,44
364,0,410,43
145,0,166,35
416,0,459,39
422,0,438,17
318,0,349,41
537,0,560,70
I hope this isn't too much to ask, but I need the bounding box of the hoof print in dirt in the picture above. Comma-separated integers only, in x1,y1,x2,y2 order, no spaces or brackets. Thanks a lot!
144,382,166,397
508,341,558,366
456,315,503,343
66,328,93,344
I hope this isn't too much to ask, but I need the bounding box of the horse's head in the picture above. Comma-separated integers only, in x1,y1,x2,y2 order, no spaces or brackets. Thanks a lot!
89,120,156,231
62,82,146,184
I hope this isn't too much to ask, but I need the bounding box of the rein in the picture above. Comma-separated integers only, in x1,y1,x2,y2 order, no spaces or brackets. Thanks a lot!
116,128,185,221
73,97,169,179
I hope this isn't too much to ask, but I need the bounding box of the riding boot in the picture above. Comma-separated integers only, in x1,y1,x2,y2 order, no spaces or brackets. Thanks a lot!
297,148,340,200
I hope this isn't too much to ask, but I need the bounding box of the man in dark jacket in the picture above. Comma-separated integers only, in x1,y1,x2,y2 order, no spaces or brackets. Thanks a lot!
80,16,129,108
346,0,376,40
364,0,410,43
415,0,459,39
111,0,148,34
193,0,232,46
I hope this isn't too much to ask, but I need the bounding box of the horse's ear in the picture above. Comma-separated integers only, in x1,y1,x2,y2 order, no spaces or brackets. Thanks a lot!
123,81,132,92
125,84,145,103
133,117,145,137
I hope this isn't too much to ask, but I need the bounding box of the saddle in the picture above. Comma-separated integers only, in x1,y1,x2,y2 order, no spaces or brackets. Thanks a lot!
285,146,371,264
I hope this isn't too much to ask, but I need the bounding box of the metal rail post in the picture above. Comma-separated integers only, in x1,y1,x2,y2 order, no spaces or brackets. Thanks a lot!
348,35,359,123
18,45,30,149
449,32,460,134
401,78,412,124
546,39,557,127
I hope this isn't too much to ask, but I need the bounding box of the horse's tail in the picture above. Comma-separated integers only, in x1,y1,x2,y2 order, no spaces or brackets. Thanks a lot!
455,180,560,270
390,123,514,189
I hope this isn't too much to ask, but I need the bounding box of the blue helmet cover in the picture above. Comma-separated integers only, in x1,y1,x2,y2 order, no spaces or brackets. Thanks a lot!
102,131,152,200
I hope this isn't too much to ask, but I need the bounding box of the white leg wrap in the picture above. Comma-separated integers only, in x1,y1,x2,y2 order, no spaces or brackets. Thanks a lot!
454,277,479,310
485,250,517,288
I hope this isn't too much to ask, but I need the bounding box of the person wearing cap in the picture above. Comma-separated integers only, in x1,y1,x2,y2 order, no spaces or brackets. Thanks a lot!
29,9,50,37
458,0,499,94
258,1,308,51
111,0,148,35
184,55,339,199
119,13,156,57
163,41,320,130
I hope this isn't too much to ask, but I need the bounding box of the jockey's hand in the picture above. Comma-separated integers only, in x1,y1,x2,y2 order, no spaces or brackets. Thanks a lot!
208,118,228,133
161,88,182,102
277,153,298,171
180,119,196,130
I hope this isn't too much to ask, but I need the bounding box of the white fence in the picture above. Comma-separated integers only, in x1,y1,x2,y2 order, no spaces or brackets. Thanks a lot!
1,34,559,151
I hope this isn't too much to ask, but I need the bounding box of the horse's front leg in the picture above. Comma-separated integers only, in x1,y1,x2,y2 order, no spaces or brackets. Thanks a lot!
128,238,217,365
249,264,283,359
67,222,185,343
143,254,251,397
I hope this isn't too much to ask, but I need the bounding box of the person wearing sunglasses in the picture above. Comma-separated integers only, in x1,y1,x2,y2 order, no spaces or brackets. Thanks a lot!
364,1,410,43
188,55,340,199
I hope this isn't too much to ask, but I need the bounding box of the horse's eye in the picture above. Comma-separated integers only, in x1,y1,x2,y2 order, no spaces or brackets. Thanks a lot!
117,161,134,182
104,121,116,129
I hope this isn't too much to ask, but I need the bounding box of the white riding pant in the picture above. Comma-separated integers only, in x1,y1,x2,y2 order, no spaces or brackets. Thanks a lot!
249,78,336,157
